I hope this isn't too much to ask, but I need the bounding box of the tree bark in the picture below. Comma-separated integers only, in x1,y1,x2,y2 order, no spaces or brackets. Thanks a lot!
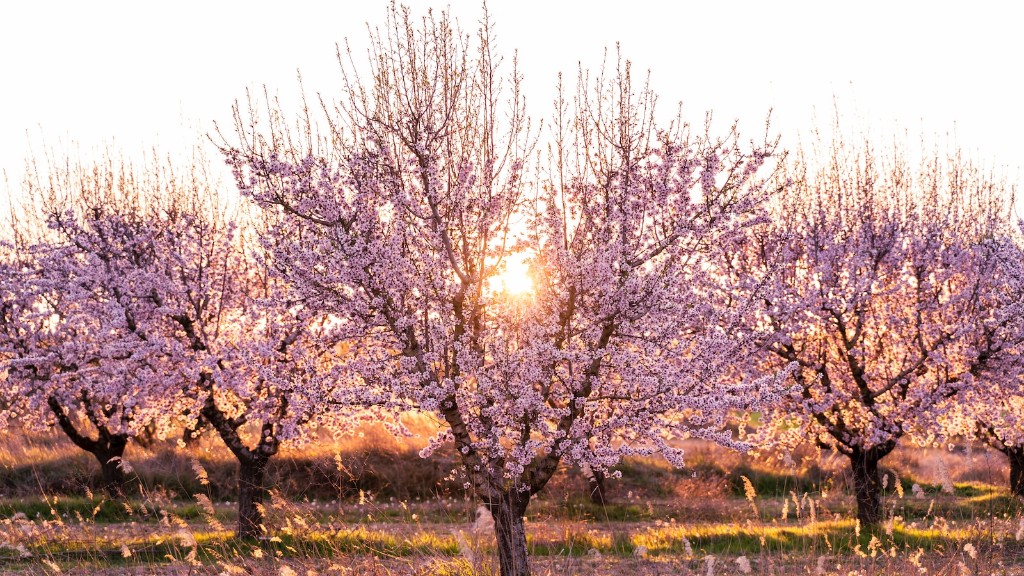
1005,447,1024,498
94,434,129,498
484,491,531,576
584,466,607,505
47,396,129,498
237,457,269,540
201,392,277,540
850,450,882,526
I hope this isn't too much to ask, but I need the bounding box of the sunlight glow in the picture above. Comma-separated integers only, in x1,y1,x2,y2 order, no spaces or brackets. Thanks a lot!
491,253,534,297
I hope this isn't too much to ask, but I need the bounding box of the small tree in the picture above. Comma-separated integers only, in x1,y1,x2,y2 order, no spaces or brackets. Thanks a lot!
0,152,185,496
60,153,351,540
224,5,789,574
933,232,1024,496
160,215,355,540
965,397,1024,497
731,129,1017,524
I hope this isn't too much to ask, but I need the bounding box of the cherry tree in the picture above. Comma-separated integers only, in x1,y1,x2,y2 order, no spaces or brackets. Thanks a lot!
224,5,789,574
49,152,354,539
730,131,1018,524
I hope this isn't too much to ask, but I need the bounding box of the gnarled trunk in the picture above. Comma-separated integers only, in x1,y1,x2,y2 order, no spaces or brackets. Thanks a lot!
486,491,531,576
201,392,278,540
237,457,269,539
850,450,882,526
1005,447,1024,498
47,396,130,498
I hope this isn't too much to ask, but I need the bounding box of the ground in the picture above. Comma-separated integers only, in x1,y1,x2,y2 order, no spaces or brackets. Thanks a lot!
1,426,1023,575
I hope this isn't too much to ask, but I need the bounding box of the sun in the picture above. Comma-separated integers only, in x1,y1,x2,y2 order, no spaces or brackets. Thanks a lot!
491,253,534,297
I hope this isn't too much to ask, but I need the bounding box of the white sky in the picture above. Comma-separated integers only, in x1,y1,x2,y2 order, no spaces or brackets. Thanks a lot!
2,1,1022,211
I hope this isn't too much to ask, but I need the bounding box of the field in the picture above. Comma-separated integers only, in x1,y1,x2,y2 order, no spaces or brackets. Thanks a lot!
2,425,1024,575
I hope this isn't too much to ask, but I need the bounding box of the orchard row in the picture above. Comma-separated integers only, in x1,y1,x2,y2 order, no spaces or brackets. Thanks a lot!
1,6,1020,576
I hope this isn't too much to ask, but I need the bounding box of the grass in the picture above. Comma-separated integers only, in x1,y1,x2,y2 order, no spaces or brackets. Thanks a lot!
0,521,943,558
0,495,209,523
632,520,981,556
3,426,1024,575
6,512,1023,567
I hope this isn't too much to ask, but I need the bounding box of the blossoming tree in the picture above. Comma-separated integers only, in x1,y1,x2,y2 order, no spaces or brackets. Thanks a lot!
1,149,352,536
224,5,790,574
152,208,361,539
933,232,1024,496
731,131,1018,524
0,153,184,496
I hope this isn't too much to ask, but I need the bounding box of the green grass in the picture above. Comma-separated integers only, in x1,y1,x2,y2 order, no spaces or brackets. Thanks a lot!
725,463,830,498
3,528,465,567
6,510,1016,568
0,495,211,523
631,519,997,556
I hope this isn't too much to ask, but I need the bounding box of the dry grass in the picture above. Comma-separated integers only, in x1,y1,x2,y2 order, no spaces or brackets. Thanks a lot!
2,424,1024,575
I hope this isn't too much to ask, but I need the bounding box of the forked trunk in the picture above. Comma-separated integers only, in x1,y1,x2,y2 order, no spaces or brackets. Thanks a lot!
850,451,882,526
201,391,279,540
1006,447,1024,498
237,457,269,539
487,491,531,576
46,397,130,498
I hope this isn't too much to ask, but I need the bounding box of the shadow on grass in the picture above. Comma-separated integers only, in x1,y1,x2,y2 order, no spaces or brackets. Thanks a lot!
6,516,1022,568
0,496,206,523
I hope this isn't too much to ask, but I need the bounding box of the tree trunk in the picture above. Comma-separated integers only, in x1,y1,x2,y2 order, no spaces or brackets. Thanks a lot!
94,435,129,498
585,467,607,505
487,491,531,576
1006,447,1024,498
237,457,269,540
46,397,130,498
850,451,882,526
200,390,280,540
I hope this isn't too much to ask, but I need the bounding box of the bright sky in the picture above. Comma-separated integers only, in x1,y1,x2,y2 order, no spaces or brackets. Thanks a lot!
2,1,1022,212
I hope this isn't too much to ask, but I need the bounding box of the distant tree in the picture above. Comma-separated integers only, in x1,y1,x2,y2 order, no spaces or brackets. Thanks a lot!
932,231,1024,497
961,396,1024,497
157,210,358,540
1,148,350,535
223,5,790,574
731,130,1017,524
0,152,185,496
581,463,608,505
